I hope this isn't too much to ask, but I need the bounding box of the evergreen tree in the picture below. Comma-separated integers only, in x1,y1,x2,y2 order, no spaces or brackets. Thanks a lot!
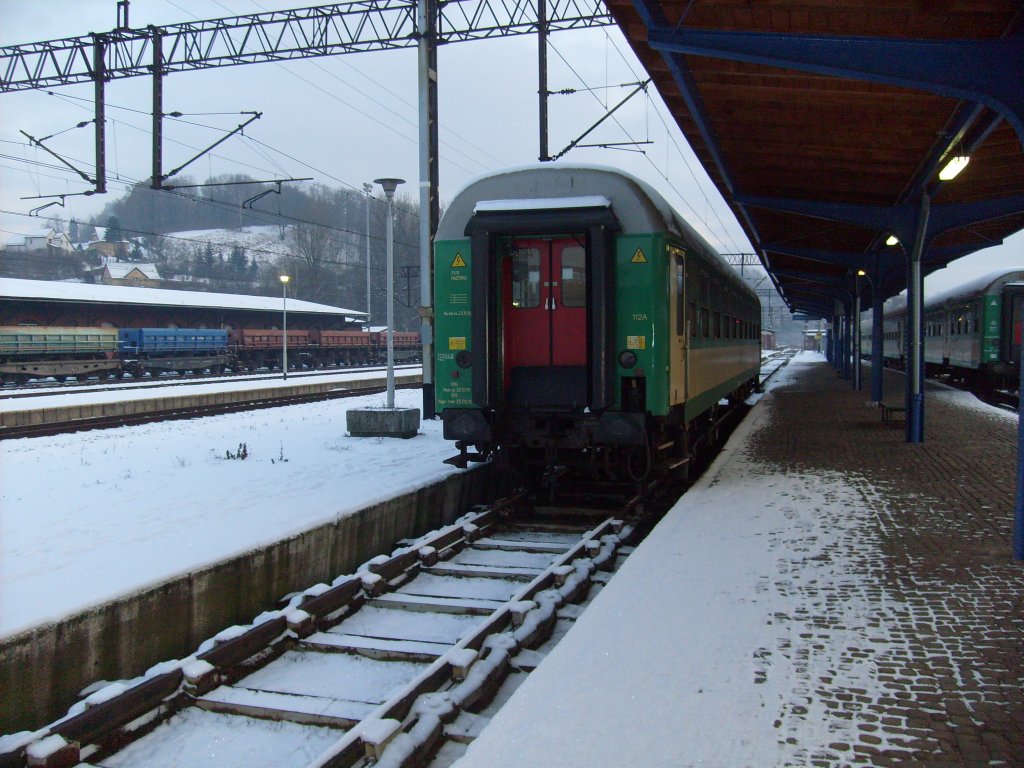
229,245,248,276
105,216,123,242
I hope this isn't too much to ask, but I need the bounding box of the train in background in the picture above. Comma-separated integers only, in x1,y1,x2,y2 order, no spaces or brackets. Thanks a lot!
0,325,420,384
433,165,761,487
861,268,1024,393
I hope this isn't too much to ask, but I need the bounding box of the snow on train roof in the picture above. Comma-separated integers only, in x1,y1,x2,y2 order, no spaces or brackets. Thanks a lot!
924,268,1024,307
474,196,612,213
0,277,366,317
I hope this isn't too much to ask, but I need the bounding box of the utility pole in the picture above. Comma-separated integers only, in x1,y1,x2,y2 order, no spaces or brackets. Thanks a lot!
363,182,373,329
538,0,549,161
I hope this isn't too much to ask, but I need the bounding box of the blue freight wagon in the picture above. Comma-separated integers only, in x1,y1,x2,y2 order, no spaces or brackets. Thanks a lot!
118,328,231,376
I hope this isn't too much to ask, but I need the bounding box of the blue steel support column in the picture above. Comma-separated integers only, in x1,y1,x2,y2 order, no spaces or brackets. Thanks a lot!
1015,346,1024,560
842,310,852,380
871,276,884,402
906,195,930,443
854,281,862,391
835,315,843,372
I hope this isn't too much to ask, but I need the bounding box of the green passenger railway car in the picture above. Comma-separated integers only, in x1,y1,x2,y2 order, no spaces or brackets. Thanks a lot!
434,165,760,484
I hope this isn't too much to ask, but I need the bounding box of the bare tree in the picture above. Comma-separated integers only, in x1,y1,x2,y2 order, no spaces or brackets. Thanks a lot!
285,224,338,304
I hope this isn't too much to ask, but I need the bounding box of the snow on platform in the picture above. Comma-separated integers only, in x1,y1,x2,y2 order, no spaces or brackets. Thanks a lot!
453,353,1024,767
0,386,458,639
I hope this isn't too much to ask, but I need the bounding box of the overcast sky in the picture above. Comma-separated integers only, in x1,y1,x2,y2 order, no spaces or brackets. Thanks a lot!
1,0,1020,301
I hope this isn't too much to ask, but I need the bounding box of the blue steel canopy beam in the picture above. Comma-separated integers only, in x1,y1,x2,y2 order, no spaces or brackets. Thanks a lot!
644,25,1024,143
927,194,1024,238
761,244,899,271
735,193,919,245
771,269,845,288
736,193,1024,254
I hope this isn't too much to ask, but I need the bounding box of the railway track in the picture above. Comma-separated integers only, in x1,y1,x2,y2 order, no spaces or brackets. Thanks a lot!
0,364,420,400
0,382,420,441
1,506,634,768
757,348,797,389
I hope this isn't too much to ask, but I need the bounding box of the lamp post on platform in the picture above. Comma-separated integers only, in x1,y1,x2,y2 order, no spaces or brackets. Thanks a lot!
374,177,405,408
345,177,419,440
363,182,373,332
280,274,290,380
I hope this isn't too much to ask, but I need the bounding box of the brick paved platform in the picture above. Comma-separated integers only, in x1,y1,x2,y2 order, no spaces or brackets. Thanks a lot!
745,361,1023,766
455,356,1024,768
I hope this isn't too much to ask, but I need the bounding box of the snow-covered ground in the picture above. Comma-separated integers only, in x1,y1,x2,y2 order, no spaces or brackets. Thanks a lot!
0,386,460,639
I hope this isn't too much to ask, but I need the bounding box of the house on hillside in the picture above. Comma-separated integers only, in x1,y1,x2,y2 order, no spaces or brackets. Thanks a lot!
87,240,131,261
99,262,162,287
4,228,73,253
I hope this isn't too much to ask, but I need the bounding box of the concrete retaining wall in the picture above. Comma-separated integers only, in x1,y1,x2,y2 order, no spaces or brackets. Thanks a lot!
0,374,421,428
0,464,494,734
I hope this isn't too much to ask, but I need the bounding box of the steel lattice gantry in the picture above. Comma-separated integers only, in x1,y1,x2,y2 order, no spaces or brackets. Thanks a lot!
0,0,610,91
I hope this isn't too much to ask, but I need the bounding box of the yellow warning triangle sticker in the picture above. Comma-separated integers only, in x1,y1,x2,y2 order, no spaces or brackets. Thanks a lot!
451,253,467,268
631,248,647,264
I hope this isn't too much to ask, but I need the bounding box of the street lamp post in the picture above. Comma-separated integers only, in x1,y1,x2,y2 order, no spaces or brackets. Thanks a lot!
374,177,405,408
280,274,290,380
363,183,373,332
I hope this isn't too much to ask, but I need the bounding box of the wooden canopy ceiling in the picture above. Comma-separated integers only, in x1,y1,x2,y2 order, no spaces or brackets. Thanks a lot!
605,0,1024,318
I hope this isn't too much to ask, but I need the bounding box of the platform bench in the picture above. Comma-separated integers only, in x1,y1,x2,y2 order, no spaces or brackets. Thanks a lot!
881,403,906,422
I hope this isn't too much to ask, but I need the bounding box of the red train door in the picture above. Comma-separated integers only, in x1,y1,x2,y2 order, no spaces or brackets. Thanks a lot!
502,237,587,406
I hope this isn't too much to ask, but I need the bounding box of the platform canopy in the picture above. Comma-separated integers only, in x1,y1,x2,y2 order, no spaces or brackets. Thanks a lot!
606,0,1024,318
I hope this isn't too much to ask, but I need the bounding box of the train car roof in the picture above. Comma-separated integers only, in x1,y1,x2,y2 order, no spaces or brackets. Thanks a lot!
438,164,756,301
925,269,1024,308
0,277,366,318
438,163,701,245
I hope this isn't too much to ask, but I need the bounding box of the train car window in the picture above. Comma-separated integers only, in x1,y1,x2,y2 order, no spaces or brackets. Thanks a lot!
713,311,721,339
689,302,697,338
561,246,586,307
701,307,710,339
510,248,541,308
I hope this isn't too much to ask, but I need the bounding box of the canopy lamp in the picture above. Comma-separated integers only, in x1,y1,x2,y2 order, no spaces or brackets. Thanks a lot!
885,235,900,246
938,154,970,181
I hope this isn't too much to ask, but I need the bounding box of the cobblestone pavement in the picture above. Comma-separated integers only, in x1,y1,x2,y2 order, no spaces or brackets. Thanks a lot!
749,362,1023,767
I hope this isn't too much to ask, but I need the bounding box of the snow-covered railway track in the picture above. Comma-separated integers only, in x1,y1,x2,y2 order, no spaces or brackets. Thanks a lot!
0,382,419,440
0,365,420,399
4,508,633,768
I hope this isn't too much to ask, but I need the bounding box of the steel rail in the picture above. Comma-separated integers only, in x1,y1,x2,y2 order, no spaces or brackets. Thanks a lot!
0,381,419,440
